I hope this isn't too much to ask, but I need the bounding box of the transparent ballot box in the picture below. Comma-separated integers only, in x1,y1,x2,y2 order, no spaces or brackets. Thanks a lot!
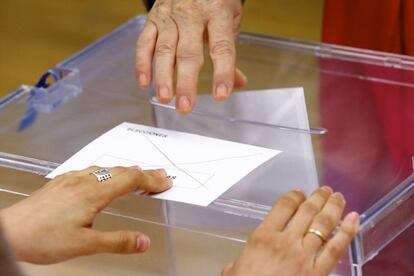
0,16,413,276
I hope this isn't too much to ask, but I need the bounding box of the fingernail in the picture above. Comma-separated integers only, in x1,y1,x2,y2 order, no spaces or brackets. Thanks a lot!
178,96,190,111
346,212,359,225
332,192,345,201
321,186,333,193
139,73,148,87
136,235,150,252
159,86,169,99
216,83,228,99
294,188,305,195
130,165,141,170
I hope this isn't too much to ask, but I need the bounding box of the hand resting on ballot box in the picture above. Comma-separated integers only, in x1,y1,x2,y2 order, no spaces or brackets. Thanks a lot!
0,166,358,276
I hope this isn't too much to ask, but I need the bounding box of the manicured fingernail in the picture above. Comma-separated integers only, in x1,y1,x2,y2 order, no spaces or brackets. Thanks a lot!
321,186,333,193
178,96,190,111
136,235,150,252
346,212,359,224
130,165,141,170
159,86,169,99
139,73,148,87
216,83,228,99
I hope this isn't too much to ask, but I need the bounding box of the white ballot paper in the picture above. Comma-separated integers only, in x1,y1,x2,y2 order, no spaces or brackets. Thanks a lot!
47,122,281,206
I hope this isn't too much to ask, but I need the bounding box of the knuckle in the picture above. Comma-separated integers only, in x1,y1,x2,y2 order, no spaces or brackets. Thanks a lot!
173,1,195,16
151,5,170,17
129,170,143,184
114,232,131,252
156,42,175,56
300,201,320,216
326,243,344,260
210,40,234,58
150,11,174,28
176,49,204,65
137,29,154,47
62,175,83,186
249,228,274,246
314,213,336,230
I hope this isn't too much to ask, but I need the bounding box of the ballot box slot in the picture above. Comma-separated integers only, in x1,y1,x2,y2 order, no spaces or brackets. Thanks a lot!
29,68,82,113
150,97,326,135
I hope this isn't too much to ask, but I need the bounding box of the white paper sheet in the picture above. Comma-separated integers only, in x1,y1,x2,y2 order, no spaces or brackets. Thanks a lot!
47,122,281,206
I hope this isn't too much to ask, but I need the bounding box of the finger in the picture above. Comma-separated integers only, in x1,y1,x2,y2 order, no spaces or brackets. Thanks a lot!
208,11,236,100
76,166,132,179
261,190,306,231
150,168,168,178
286,186,333,236
234,68,247,89
303,192,346,254
154,18,178,104
233,12,242,39
101,167,172,201
83,229,150,255
315,212,360,275
175,21,205,114
136,20,158,88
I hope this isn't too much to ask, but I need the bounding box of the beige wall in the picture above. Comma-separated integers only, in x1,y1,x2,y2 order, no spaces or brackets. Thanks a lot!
0,0,323,97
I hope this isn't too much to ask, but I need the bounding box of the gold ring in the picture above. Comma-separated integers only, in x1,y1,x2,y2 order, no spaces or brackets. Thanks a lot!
306,228,327,243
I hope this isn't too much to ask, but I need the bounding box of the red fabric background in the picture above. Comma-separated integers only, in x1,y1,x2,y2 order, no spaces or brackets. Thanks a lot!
322,1,414,275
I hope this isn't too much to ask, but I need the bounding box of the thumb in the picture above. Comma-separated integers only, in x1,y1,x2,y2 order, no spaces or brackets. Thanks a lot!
84,229,151,255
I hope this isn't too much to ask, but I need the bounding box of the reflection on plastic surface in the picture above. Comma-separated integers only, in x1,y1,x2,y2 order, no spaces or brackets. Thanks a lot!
153,88,319,232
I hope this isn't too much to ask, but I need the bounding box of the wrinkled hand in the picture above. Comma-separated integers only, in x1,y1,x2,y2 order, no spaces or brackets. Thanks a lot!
136,0,247,114
0,166,172,264
222,187,360,276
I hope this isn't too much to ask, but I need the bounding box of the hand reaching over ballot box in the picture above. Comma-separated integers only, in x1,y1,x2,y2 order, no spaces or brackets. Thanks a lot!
136,0,248,114
0,166,172,264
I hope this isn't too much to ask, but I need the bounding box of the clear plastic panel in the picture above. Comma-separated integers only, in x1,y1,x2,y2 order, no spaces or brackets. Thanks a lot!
1,15,414,275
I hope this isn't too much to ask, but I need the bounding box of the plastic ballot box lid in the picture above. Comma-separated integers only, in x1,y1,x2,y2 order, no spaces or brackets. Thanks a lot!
1,16,413,275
